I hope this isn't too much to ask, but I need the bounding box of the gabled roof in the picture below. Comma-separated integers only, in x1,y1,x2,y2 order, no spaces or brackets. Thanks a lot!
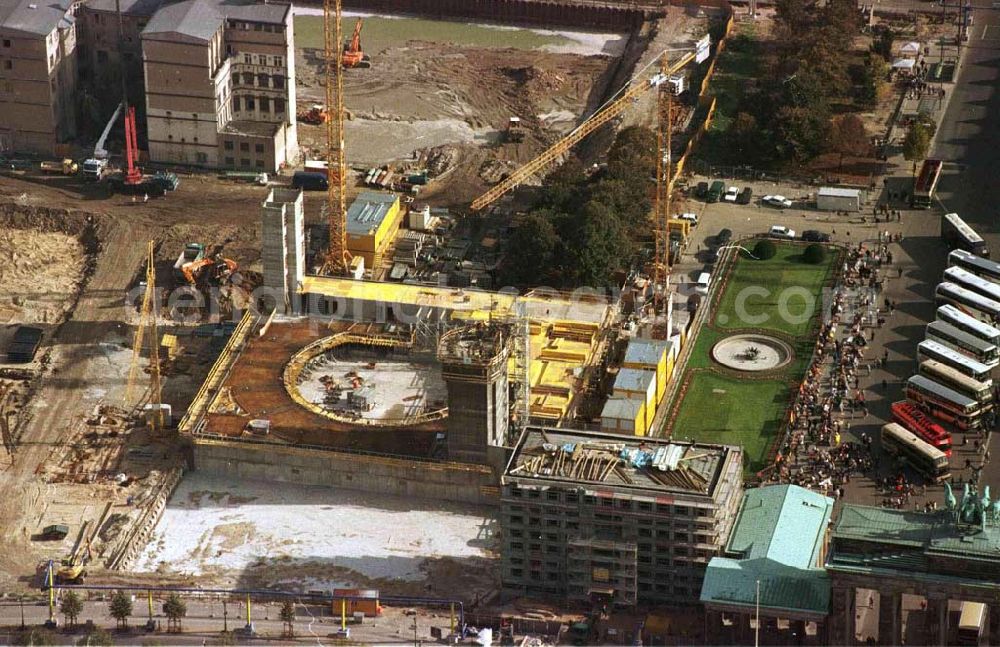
0,0,73,36
141,0,287,41
701,485,834,616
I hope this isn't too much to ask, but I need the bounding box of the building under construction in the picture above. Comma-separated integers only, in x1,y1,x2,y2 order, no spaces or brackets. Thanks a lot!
177,188,615,504
500,427,743,606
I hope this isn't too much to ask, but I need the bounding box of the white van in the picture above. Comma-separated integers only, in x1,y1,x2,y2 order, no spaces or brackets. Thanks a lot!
695,272,711,295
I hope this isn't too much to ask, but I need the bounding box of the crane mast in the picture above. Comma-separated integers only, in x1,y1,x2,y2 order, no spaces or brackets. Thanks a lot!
654,52,672,314
125,240,163,429
323,0,349,274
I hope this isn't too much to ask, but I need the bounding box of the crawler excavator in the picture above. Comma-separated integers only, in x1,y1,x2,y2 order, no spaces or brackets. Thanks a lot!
342,18,371,68
180,254,238,286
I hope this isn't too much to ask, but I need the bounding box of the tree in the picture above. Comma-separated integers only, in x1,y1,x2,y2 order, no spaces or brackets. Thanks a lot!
829,114,870,169
729,112,759,159
162,593,186,633
752,239,777,260
902,121,932,177
872,27,895,60
76,628,114,647
775,105,830,162
108,590,132,630
279,601,296,638
61,591,84,628
859,53,889,108
561,200,629,288
499,212,559,287
803,243,827,264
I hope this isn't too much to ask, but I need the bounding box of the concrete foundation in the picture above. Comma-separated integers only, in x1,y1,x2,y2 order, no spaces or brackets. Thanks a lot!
192,436,499,505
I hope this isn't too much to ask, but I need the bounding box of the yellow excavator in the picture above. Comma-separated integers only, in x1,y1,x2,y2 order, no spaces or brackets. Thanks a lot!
55,521,92,584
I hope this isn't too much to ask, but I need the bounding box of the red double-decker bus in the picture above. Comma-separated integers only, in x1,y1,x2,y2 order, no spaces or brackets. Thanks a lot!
891,400,953,456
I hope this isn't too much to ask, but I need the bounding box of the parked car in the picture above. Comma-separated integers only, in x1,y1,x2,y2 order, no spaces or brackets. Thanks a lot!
737,187,753,204
706,180,726,203
716,228,733,245
801,230,831,242
762,195,793,209
694,272,712,295
676,212,699,225
723,186,740,203
769,225,796,240
695,181,709,198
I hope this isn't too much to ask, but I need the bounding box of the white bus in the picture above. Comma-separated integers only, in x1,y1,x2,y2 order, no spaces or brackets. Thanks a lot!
906,374,984,430
917,340,994,382
948,249,1000,283
919,360,993,405
925,321,1000,365
943,266,1000,304
935,282,1000,324
937,305,1000,347
957,601,986,646
942,212,989,258
880,422,951,483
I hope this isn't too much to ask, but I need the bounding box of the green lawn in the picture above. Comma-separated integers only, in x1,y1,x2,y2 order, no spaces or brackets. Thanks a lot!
667,241,836,474
294,15,573,52
714,243,834,338
670,373,788,473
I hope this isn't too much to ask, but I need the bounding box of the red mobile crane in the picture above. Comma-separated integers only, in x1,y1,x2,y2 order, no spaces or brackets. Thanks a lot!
107,106,179,197
124,105,143,185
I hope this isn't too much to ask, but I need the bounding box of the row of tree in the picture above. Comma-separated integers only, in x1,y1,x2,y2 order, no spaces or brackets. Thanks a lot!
499,126,657,289
719,0,881,167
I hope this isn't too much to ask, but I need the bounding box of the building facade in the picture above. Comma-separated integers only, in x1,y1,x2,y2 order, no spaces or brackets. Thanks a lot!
139,0,296,170
501,427,743,606
0,0,78,153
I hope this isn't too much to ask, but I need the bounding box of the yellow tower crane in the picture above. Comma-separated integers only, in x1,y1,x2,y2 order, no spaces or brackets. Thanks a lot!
322,0,351,275
125,240,164,429
469,50,695,213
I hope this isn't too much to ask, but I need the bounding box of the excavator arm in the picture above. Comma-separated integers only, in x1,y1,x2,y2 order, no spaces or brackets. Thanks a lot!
181,258,214,285
347,17,363,53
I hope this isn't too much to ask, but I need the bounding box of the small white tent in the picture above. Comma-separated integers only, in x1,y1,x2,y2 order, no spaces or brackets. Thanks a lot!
900,41,921,57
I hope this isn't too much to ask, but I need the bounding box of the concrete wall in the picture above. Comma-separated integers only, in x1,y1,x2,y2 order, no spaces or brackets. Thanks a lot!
193,437,499,505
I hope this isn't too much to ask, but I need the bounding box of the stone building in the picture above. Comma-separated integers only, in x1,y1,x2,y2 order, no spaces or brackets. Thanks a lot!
501,427,743,606
0,0,78,153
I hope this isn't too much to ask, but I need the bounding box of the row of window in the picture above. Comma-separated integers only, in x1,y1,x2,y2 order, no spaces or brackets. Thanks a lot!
224,156,266,169
508,488,698,516
229,21,284,35
233,95,285,113
223,140,265,153
235,72,284,89
240,52,284,67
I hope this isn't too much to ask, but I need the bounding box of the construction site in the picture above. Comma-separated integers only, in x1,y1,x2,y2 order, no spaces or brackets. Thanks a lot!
0,0,729,627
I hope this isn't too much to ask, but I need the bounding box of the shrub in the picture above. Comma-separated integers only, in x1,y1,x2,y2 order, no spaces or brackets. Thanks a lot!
752,239,776,260
803,243,826,264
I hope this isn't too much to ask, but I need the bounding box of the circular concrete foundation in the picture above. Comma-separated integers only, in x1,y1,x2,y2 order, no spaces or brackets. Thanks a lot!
711,334,794,372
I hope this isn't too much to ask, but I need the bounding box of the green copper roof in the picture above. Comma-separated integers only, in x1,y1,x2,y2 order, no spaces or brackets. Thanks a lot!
701,485,834,616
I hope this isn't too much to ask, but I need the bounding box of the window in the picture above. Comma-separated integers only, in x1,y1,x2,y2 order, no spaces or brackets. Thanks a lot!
257,73,268,87
4,58,15,69
224,140,233,151
166,110,172,117
167,135,173,141
566,492,579,504
274,98,285,113
2,39,10,48
180,137,186,143
257,54,266,64
638,501,652,512
255,159,264,169
254,143,264,153
240,158,250,167
242,72,253,85
274,56,283,66
259,97,269,112
193,137,199,143
225,156,234,165
239,142,249,152
546,491,559,502
243,53,251,64
245,97,255,110
192,113,197,119
123,52,133,62
273,75,284,89
232,97,240,111
254,23,262,31
511,568,522,578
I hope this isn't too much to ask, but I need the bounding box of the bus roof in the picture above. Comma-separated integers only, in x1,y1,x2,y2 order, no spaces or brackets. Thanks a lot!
938,305,1000,340
927,320,998,354
881,422,947,461
891,400,951,442
918,340,993,374
944,212,985,245
937,282,1000,314
915,159,943,193
943,267,1000,302
907,374,978,408
950,248,1000,276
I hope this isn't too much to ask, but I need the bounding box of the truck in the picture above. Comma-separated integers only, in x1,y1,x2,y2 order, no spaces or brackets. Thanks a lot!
706,180,725,203
173,243,206,282
39,159,78,175
82,158,108,180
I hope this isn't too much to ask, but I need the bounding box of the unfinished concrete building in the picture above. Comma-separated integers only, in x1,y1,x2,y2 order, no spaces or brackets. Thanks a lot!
139,0,297,169
501,428,743,606
261,187,304,314
0,0,78,153
438,323,511,464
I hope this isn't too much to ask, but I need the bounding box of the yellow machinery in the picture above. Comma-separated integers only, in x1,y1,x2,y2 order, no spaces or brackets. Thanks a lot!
54,521,92,584
469,51,695,213
125,240,164,428
322,0,351,274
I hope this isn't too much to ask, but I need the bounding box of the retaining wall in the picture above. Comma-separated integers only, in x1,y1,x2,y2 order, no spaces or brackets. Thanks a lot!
108,467,185,571
192,436,499,505
338,0,651,29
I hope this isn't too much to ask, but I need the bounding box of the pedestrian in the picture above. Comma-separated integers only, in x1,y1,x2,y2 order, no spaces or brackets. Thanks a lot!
882,379,887,390
143,193,149,203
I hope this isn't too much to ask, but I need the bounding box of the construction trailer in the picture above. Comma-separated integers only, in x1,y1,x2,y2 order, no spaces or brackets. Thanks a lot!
816,187,861,212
